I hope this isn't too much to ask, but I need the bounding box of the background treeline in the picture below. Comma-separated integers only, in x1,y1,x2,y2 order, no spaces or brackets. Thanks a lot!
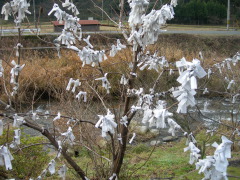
0,0,239,25
173,0,240,25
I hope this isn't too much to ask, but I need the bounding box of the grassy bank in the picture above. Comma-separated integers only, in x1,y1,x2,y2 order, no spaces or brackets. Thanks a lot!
67,136,240,179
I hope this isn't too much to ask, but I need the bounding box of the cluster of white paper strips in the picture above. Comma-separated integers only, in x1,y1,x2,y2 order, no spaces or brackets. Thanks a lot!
206,52,240,102
48,2,126,67
137,52,169,72
35,162,68,180
95,109,117,138
184,135,233,180
10,59,25,96
0,115,25,170
127,0,177,51
1,0,31,26
141,98,181,136
66,78,87,102
173,58,207,113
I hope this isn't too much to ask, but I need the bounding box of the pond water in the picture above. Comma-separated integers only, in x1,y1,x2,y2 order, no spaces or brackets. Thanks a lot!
22,97,240,136
190,98,240,122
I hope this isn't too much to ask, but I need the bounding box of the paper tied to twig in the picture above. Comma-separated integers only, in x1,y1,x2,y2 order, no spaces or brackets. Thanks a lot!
83,35,93,49
196,156,216,179
224,58,232,70
31,112,39,121
109,39,126,57
142,108,152,124
130,105,141,113
78,47,107,67
138,53,169,72
61,127,75,144
128,0,149,28
66,78,81,93
10,60,25,84
176,59,206,90
172,87,196,113
171,0,178,7
57,30,76,47
0,120,3,136
127,88,143,97
95,109,117,138
198,51,203,60
95,73,111,94
127,31,142,51
134,4,176,48
167,118,181,136
57,140,62,158
67,118,76,125
120,116,128,127
48,4,63,22
196,155,229,180
233,128,240,136
53,112,61,121
129,133,136,144
206,127,217,136
15,43,23,57
48,159,56,175
0,60,4,77
227,80,235,90
184,142,201,165
13,114,25,127
76,91,87,102
1,2,11,20
36,175,43,180
120,74,128,85
48,3,82,39
232,52,240,66
1,0,31,26
207,68,212,79
10,129,21,149
214,63,222,74
0,146,14,170
39,169,48,179
212,136,232,173
203,88,209,95
147,102,173,129
109,173,118,180
176,57,189,74
117,134,123,145
109,45,117,57
58,164,67,180
185,132,197,145
62,0,79,15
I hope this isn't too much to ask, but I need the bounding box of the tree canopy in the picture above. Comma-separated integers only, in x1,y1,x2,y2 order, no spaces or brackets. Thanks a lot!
0,0,240,25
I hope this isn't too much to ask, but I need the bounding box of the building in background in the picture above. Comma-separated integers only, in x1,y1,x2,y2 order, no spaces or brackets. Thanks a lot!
52,20,100,32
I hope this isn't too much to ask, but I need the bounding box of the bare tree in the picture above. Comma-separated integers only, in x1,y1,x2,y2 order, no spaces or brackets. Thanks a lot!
0,0,239,180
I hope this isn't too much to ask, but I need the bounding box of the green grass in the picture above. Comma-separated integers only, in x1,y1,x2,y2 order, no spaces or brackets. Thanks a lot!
120,140,195,179
67,138,240,180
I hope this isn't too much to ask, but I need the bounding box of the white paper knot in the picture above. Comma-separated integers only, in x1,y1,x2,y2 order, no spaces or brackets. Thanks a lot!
95,109,117,138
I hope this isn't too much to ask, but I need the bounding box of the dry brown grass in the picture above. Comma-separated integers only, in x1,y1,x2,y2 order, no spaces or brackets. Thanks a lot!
1,34,240,104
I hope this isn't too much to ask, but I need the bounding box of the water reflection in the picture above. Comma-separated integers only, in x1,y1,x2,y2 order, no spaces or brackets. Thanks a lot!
193,98,240,122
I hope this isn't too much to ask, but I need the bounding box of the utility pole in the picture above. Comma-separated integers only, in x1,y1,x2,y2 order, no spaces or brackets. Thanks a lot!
33,0,36,28
102,0,103,21
227,0,230,30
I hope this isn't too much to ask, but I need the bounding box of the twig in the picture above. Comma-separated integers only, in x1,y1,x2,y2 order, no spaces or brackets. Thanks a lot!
13,142,51,154
90,0,118,26
82,144,111,162
86,82,108,111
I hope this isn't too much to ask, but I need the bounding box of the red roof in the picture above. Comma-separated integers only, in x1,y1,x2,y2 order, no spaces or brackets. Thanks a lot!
51,20,100,26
